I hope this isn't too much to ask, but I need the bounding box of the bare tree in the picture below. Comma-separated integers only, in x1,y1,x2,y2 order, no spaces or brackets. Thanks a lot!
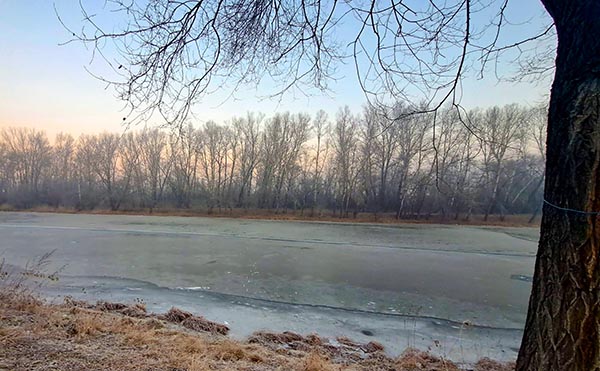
523,105,547,223
332,106,361,217
138,128,173,211
0,128,52,207
87,133,128,210
477,105,527,221
358,105,379,212
75,134,101,209
514,4,600,369
429,107,476,218
0,106,545,218
121,132,144,207
392,105,432,219
198,121,231,211
48,133,77,207
169,124,200,208
0,137,8,203
310,110,330,216
257,112,310,210
233,113,262,208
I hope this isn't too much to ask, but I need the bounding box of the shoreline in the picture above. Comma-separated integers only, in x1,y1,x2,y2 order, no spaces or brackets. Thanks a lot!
0,206,540,228
37,272,524,362
0,290,516,370
0,211,530,369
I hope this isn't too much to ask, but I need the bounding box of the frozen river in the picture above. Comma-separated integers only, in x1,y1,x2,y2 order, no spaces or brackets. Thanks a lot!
0,211,538,362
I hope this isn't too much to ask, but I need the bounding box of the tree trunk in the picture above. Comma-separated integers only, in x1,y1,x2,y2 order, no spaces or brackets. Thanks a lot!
528,203,541,224
484,167,501,221
517,1,600,369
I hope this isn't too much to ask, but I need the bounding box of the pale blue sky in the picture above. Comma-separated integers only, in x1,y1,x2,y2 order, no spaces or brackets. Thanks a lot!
0,0,553,136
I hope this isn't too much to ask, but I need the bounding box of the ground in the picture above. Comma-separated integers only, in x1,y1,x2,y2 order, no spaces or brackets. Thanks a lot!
0,290,514,371
0,205,539,228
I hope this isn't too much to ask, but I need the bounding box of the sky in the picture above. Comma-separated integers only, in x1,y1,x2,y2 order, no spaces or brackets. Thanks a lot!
0,0,554,137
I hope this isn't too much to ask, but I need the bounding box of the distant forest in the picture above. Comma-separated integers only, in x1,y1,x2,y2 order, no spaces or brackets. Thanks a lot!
0,103,546,221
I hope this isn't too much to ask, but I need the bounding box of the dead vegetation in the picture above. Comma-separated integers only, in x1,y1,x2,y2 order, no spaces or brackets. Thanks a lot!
64,298,230,336
69,299,149,319
0,259,516,371
2,205,538,228
0,296,517,370
158,307,230,335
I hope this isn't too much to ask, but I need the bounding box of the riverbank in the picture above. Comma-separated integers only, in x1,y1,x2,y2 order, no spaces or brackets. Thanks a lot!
0,205,539,228
0,290,514,371
0,211,535,362
0,212,531,369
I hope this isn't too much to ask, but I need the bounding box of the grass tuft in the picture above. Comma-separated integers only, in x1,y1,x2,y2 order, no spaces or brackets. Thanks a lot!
0,256,516,371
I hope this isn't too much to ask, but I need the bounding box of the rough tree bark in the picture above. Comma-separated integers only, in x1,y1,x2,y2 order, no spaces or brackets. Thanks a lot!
517,1,600,369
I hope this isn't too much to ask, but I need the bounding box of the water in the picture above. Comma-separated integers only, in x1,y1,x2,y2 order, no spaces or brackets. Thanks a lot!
0,211,538,361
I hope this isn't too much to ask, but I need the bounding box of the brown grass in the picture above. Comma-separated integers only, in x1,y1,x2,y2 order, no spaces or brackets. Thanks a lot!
0,294,517,371
395,348,460,370
0,260,516,371
474,358,517,371
66,300,231,336
0,204,539,227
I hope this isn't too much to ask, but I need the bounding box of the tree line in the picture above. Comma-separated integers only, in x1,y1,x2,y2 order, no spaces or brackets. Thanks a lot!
0,103,546,221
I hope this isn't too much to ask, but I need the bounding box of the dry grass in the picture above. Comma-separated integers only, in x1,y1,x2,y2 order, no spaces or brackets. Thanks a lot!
157,307,230,335
395,348,460,370
66,300,230,336
0,294,517,371
0,204,539,227
474,358,517,371
0,259,516,371
1,298,284,370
